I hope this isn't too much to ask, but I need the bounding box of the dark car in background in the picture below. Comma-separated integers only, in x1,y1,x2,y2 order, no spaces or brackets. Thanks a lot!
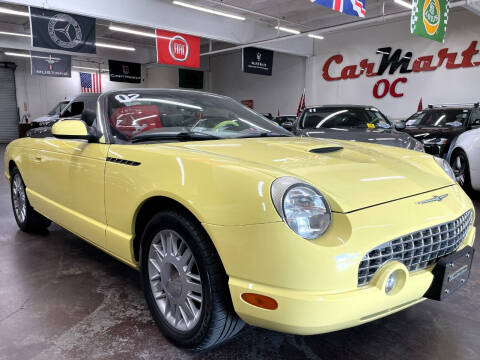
273,115,297,130
27,93,100,138
293,105,424,151
30,99,70,127
400,103,480,157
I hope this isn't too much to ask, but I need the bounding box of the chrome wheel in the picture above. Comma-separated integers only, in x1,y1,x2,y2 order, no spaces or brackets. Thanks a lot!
12,174,26,224
148,229,203,332
451,152,467,186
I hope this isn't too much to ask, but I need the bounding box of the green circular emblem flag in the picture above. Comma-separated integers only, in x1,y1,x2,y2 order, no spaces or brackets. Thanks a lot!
411,0,449,42
423,0,440,35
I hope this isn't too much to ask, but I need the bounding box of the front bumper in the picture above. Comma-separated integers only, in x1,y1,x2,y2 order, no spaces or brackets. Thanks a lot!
228,228,474,335
204,184,475,334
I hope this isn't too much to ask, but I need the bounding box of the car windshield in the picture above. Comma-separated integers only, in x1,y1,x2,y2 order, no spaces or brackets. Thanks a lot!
47,101,69,116
299,107,392,129
106,90,290,143
405,109,471,127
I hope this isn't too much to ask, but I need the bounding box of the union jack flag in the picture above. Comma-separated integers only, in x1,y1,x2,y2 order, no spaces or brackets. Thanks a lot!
80,72,102,93
310,0,366,17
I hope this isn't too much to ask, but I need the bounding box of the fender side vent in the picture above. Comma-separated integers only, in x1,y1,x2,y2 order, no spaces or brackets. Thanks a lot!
106,157,141,166
309,147,343,154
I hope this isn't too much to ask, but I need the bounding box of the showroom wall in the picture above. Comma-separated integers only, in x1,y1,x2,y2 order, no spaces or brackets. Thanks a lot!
0,55,147,121
144,58,211,91
210,50,306,115
0,54,211,121
306,9,480,120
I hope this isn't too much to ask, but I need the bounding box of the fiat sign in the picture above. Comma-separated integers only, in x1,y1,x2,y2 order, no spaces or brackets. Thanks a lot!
156,29,200,68
169,35,189,62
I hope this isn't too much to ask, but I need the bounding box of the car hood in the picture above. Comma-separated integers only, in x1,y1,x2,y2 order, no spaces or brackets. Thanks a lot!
31,115,58,123
296,127,414,149
402,126,463,140
178,137,453,213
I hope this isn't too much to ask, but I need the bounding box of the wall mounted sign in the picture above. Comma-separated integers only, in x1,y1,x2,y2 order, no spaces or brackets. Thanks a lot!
310,0,366,17
108,60,141,83
323,41,479,81
411,0,450,43
322,40,479,98
179,68,204,89
242,47,274,76
241,100,254,109
30,7,96,53
156,29,200,69
30,51,71,77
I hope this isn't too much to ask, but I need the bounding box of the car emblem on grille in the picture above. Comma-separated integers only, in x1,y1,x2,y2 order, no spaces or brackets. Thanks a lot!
416,194,448,204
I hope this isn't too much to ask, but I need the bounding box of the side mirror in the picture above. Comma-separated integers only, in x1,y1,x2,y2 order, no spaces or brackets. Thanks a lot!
52,120,99,142
394,121,406,130
281,120,294,130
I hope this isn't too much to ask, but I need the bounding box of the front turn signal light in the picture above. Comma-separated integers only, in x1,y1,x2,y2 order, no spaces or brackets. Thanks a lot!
241,293,278,310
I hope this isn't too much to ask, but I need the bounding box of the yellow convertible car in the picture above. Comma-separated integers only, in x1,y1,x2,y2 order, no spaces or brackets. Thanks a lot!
4,89,475,350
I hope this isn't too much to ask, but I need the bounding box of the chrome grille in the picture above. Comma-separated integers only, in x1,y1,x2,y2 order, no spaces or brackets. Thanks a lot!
358,210,473,287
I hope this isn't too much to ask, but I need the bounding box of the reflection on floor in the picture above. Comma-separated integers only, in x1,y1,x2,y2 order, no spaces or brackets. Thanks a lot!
0,145,479,360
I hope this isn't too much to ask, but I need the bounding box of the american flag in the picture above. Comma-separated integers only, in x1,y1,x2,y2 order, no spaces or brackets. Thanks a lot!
310,0,366,17
80,72,102,93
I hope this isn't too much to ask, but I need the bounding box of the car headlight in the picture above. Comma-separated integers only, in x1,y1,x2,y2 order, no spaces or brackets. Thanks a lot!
413,140,424,152
434,157,456,182
422,138,448,145
271,177,331,239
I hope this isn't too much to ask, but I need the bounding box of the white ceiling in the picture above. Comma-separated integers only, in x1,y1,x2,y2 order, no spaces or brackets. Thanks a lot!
0,0,476,62
185,0,412,29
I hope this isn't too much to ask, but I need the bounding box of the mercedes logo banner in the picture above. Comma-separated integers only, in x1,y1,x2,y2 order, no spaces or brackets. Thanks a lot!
30,7,96,54
108,60,141,83
242,47,273,76
30,51,71,77
156,29,200,69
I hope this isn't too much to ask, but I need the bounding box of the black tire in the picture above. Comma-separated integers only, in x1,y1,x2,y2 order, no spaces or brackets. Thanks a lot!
139,210,244,351
450,149,472,190
10,167,51,233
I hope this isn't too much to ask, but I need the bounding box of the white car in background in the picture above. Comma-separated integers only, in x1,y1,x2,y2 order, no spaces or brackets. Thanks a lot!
448,110,480,190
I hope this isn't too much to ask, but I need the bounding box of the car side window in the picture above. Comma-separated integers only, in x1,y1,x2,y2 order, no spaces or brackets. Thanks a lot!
469,109,480,126
405,111,427,126
61,101,85,118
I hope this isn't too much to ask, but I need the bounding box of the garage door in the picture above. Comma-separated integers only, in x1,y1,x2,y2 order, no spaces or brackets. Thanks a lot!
0,65,18,143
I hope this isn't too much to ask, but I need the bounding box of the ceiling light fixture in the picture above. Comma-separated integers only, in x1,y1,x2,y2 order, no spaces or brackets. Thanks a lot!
0,31,31,37
73,66,109,72
4,51,30,58
274,26,300,35
394,0,413,9
172,1,246,21
308,34,324,40
95,42,135,51
0,7,29,17
108,25,157,38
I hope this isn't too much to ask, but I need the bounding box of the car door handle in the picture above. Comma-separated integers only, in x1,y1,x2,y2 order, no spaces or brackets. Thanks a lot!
34,155,42,162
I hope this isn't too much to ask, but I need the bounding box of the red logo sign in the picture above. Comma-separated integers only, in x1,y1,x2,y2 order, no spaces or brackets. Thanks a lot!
241,100,254,109
156,29,200,69
321,40,479,99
